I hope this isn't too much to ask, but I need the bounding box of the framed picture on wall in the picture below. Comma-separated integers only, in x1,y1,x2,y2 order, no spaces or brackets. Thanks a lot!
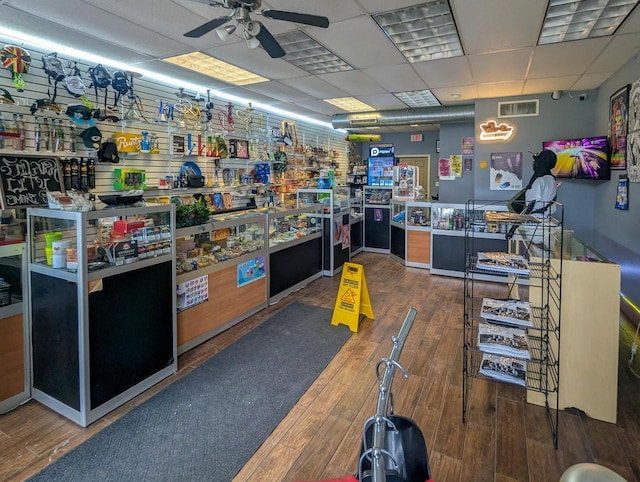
609,85,630,170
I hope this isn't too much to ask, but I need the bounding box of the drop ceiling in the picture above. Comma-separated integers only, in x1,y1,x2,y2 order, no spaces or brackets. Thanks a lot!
1,0,640,133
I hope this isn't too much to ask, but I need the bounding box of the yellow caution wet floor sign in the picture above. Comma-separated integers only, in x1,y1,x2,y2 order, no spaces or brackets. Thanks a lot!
331,262,374,332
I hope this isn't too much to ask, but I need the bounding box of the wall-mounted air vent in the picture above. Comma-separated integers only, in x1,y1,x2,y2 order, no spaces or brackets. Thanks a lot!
498,99,539,118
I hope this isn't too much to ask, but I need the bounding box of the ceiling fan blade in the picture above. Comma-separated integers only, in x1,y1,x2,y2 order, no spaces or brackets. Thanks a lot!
261,10,329,28
254,23,286,58
184,16,232,38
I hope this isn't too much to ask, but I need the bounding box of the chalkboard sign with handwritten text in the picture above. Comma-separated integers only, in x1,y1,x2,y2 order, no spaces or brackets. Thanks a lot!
0,156,63,208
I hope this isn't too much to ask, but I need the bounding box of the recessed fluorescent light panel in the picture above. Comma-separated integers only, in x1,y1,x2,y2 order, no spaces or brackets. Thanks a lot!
539,0,640,45
372,0,463,63
394,89,441,107
162,52,268,86
323,97,376,112
276,30,354,74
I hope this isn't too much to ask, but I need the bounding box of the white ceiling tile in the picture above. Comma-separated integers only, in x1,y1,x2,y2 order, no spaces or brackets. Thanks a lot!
617,4,640,35
528,38,610,79
279,76,350,100
363,64,426,92
200,43,308,81
522,76,581,95
572,72,617,92
413,57,474,88
356,93,408,110
309,16,406,69
355,0,427,14
588,33,640,73
4,0,190,59
317,70,387,96
431,85,479,105
289,99,348,116
476,80,525,98
241,81,313,103
452,0,546,55
468,49,533,84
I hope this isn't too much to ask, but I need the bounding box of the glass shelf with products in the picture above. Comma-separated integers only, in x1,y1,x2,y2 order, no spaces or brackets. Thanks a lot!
430,203,509,278
296,188,350,276
175,210,266,282
27,205,174,282
267,204,323,251
267,204,323,303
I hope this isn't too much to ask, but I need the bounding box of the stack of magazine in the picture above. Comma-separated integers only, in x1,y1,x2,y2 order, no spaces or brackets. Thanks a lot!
480,298,532,328
479,354,527,387
476,251,529,274
477,323,531,359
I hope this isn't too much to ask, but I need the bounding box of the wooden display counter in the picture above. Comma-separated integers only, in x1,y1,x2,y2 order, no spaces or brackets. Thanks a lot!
0,242,30,413
177,262,267,352
0,312,26,404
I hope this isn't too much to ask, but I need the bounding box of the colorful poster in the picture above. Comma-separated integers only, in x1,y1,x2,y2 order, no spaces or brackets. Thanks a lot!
610,85,630,170
237,256,266,287
627,130,640,182
462,137,475,155
439,158,454,179
334,216,343,245
177,274,209,312
463,156,473,171
490,152,523,190
450,155,463,178
341,224,350,250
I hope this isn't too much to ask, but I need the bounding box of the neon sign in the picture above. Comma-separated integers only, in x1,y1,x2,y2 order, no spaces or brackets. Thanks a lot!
479,119,515,141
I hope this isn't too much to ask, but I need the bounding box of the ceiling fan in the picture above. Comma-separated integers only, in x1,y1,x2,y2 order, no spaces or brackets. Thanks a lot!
184,0,330,59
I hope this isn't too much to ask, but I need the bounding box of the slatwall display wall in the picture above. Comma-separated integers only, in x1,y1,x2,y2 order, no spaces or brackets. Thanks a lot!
0,34,349,206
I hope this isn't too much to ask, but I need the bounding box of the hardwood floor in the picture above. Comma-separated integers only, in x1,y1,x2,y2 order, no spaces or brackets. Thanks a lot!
1,252,639,481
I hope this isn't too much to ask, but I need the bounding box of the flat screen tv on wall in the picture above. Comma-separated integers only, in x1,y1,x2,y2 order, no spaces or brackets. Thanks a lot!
542,136,610,180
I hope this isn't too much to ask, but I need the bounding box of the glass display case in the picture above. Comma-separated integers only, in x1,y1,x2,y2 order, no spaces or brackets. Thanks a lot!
27,204,177,427
430,203,508,278
390,201,431,268
297,187,349,213
174,209,268,353
0,241,29,413
364,186,392,253
297,188,350,276
349,186,364,257
392,164,419,201
175,210,266,278
267,204,323,302
364,186,392,206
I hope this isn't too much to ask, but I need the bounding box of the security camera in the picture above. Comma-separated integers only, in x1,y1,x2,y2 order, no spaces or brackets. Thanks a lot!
551,90,562,101
579,93,587,101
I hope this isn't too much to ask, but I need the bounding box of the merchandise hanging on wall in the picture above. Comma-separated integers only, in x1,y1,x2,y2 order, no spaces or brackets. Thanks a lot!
627,130,640,182
610,84,630,170
629,79,640,132
615,175,629,210
489,152,522,190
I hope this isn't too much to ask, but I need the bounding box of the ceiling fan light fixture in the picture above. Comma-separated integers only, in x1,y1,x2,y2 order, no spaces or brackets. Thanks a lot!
246,35,260,49
216,24,236,41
